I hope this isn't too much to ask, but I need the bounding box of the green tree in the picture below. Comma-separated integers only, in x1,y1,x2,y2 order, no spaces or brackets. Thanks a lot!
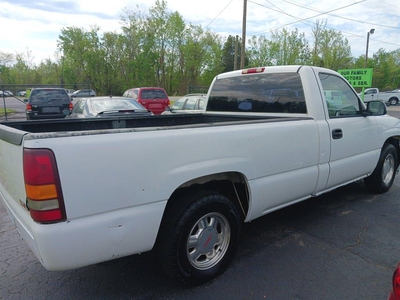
311,20,352,70
198,31,224,86
269,28,310,65
221,35,246,72
248,35,272,67
58,26,104,92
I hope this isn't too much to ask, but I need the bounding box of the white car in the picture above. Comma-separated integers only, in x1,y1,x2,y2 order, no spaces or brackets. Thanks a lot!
162,94,206,114
0,90,13,97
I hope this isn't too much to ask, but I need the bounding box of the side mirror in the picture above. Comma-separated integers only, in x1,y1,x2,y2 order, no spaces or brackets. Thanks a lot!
23,98,28,103
365,100,386,116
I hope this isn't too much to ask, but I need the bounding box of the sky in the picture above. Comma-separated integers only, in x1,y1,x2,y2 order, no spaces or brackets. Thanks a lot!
0,0,399,65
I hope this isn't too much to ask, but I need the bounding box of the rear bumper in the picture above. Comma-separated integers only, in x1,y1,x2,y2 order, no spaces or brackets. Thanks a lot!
26,113,67,120
0,186,166,270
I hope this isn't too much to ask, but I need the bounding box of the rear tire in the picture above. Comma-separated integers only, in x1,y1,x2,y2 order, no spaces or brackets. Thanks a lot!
364,144,398,193
389,98,398,106
157,190,241,285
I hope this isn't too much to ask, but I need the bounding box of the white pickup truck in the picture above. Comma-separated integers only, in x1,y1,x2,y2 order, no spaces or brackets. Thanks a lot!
359,88,400,105
1,66,400,285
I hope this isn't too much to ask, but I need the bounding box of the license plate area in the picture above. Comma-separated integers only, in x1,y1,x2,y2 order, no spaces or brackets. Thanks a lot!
42,107,60,113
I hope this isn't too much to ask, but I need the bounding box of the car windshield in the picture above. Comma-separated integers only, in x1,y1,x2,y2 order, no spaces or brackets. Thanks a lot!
30,90,70,103
90,99,146,113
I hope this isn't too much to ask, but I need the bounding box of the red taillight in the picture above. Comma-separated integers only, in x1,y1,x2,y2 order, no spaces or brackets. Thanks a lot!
242,67,265,74
26,104,32,112
23,148,66,223
69,102,73,111
392,263,400,300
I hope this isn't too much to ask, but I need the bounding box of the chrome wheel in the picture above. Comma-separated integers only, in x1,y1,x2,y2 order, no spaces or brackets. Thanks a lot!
382,153,395,186
157,191,241,285
187,212,231,270
365,144,398,193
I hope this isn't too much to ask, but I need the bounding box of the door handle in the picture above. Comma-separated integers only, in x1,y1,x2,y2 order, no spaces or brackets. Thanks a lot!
332,129,343,139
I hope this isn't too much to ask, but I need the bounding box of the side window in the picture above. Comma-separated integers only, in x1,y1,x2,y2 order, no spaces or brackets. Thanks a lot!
132,90,138,100
73,100,84,114
365,89,377,95
185,98,198,110
319,73,361,118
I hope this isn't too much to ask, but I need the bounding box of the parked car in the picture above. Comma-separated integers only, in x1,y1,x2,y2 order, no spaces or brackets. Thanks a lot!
0,90,13,97
358,88,400,106
64,89,75,94
389,262,400,300
122,87,170,115
70,89,96,99
25,88,73,120
66,96,153,118
162,94,206,115
17,90,27,97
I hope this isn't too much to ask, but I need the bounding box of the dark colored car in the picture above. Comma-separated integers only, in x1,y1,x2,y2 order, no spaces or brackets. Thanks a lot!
162,94,206,114
122,87,170,115
389,262,400,300
25,88,73,120
66,96,153,118
70,89,96,99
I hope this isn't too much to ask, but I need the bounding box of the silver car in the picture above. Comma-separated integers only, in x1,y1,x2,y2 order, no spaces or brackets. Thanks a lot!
70,89,96,99
66,96,153,118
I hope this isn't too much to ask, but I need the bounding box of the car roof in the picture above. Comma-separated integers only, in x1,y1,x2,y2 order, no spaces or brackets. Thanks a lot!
126,87,166,90
183,93,207,97
81,96,134,101
32,87,65,90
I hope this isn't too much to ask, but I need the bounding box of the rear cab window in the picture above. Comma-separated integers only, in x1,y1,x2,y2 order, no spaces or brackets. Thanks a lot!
207,73,307,114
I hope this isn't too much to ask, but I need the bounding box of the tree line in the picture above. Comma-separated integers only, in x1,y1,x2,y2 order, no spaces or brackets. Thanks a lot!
0,0,399,96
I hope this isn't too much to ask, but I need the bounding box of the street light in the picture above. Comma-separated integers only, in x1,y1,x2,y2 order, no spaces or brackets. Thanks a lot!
364,28,375,68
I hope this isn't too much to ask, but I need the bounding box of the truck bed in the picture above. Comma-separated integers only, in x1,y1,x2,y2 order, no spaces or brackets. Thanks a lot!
0,113,310,145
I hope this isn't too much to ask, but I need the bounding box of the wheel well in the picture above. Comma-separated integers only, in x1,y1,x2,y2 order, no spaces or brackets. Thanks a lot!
165,172,249,220
384,137,400,167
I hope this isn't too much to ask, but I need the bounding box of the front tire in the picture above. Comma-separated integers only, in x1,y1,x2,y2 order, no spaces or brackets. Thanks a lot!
364,143,398,193
157,190,241,285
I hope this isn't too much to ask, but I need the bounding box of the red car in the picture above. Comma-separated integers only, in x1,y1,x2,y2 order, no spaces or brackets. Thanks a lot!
389,263,400,300
122,87,170,115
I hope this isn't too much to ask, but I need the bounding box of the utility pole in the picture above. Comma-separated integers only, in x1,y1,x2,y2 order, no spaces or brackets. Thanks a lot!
241,0,247,69
234,35,238,70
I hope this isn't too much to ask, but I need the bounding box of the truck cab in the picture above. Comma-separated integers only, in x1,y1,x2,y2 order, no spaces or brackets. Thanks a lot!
359,88,379,102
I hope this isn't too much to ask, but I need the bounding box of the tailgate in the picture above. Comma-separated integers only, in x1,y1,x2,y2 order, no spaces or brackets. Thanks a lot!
0,125,27,212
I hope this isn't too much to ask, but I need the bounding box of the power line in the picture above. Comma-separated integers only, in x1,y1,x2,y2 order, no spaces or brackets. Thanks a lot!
247,0,400,49
205,0,235,29
279,0,400,30
249,0,367,34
